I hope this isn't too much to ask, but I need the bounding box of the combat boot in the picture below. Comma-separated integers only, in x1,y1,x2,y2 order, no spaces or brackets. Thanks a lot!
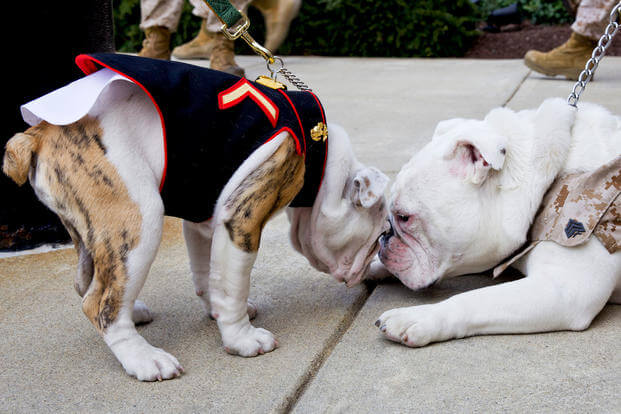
209,33,245,77
172,20,215,59
524,32,596,80
138,26,171,60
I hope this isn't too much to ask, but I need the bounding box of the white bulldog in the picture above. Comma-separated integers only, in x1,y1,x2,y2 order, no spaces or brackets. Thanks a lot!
376,98,621,347
2,70,388,381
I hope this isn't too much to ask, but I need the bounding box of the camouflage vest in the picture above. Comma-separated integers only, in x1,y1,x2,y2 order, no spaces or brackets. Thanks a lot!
494,155,621,277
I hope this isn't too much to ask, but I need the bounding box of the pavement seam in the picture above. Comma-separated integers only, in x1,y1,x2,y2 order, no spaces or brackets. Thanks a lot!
503,69,531,107
278,282,376,413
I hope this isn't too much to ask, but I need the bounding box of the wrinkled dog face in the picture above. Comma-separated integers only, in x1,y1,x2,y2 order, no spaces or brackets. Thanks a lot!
380,116,512,290
380,98,577,290
288,123,390,286
315,166,390,285
289,166,389,286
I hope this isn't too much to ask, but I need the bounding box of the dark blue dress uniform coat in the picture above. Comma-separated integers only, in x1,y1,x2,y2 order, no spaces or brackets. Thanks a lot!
75,53,328,223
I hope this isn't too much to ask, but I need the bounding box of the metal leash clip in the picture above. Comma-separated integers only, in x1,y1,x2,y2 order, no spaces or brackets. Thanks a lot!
220,10,275,65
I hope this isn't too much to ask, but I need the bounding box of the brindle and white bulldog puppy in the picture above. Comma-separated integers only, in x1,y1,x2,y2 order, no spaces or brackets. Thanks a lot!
376,98,621,347
2,61,388,381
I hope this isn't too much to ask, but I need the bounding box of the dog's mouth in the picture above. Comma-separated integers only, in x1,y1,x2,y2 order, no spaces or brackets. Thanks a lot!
343,237,382,287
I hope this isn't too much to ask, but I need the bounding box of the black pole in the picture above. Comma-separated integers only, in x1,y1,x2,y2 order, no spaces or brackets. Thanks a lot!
0,0,114,251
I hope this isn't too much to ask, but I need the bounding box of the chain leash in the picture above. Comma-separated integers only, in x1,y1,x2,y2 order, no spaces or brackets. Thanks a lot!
266,57,312,91
567,1,620,107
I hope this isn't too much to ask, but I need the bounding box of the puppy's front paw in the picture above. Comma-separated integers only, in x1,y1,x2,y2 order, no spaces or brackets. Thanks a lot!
109,336,183,381
221,324,278,357
375,305,451,347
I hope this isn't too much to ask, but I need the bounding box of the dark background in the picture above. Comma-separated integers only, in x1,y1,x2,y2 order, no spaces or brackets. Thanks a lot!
1,0,114,250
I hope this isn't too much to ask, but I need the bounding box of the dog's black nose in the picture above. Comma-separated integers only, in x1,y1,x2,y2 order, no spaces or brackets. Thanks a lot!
380,220,394,245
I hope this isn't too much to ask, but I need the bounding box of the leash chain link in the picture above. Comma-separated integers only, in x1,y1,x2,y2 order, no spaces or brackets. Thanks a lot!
277,67,312,91
267,57,312,91
567,1,620,107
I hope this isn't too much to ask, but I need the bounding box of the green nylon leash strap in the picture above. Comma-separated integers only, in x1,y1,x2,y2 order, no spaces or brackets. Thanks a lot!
201,0,242,28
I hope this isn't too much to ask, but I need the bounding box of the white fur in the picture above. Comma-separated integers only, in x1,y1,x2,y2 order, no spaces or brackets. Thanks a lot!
377,98,621,347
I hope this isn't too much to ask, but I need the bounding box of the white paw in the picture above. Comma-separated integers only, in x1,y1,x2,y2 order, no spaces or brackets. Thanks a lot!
220,323,278,357
109,336,183,381
132,300,154,325
375,305,448,347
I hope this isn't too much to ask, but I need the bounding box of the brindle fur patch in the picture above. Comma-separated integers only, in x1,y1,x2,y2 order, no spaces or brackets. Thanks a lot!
224,138,304,252
28,118,142,332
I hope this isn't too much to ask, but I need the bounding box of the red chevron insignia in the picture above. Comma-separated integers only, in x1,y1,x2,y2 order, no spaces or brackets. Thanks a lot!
218,78,279,127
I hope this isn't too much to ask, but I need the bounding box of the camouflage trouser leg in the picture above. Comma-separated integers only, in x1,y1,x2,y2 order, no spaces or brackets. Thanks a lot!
188,0,253,32
140,0,184,32
571,0,618,39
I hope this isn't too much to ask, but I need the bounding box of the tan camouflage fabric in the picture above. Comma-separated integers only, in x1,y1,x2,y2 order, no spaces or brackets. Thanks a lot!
494,155,621,277
572,0,619,40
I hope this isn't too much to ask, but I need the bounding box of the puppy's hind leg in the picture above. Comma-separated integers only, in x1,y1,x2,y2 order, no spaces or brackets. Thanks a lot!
22,118,172,380
97,198,184,381
183,219,257,319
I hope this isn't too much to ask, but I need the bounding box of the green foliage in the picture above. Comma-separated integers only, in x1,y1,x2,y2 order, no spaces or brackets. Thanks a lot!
113,0,480,57
278,0,479,57
113,0,142,53
520,0,572,24
476,0,572,25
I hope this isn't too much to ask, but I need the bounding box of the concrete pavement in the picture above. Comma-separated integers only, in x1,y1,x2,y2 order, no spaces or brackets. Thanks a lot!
1,56,620,413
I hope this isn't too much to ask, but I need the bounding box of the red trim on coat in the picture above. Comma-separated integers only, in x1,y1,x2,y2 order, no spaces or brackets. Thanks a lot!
278,89,307,154
75,54,168,192
264,126,303,155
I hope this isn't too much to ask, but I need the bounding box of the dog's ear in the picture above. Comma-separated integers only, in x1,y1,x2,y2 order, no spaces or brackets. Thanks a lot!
531,98,575,167
432,118,467,140
3,133,38,186
443,134,507,185
350,167,389,208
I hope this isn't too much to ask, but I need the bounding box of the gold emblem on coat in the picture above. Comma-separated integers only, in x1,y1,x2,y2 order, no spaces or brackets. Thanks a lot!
311,122,328,142
255,75,286,90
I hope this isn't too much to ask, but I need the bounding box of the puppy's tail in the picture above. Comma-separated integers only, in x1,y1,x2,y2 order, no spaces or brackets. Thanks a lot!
3,133,38,186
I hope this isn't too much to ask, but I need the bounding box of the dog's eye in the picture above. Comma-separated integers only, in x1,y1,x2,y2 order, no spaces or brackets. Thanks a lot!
397,214,410,223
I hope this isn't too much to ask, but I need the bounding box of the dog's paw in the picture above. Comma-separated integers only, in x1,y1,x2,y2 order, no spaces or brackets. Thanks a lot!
375,305,449,347
221,324,278,357
110,336,183,381
132,300,154,325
